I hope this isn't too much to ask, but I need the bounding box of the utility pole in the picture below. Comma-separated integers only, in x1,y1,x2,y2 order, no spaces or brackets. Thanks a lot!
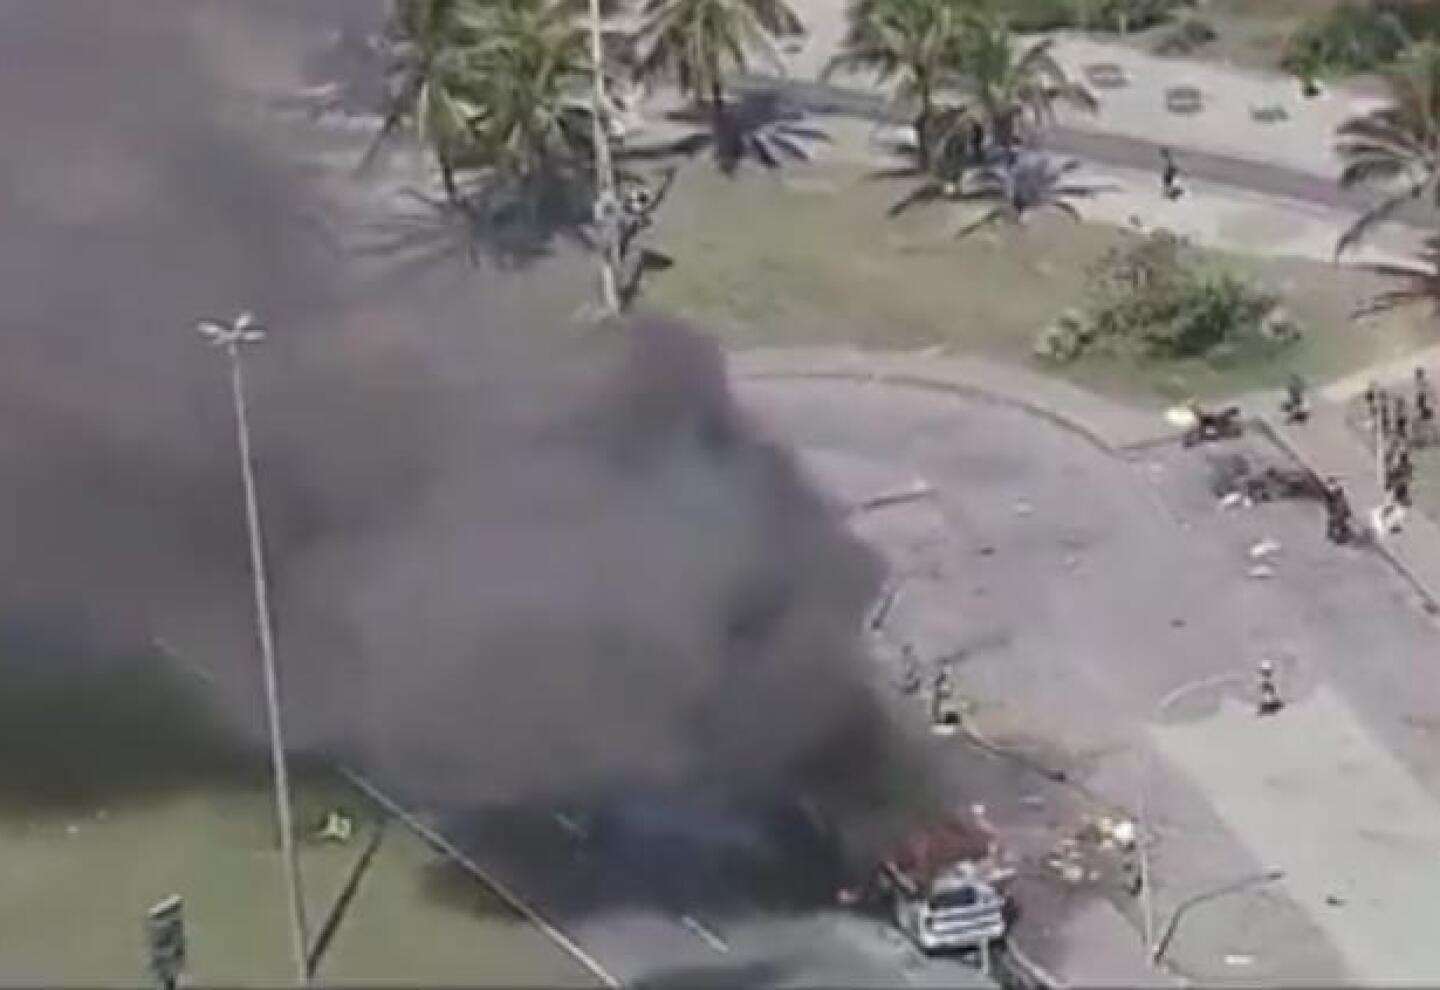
197,312,311,985
587,0,622,315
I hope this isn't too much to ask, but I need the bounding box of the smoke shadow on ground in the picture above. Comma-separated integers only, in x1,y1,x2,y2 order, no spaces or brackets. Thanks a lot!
418,858,519,923
631,957,798,989
442,795,849,926
0,616,260,815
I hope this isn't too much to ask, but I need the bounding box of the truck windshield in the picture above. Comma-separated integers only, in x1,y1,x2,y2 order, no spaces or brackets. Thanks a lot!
930,885,980,911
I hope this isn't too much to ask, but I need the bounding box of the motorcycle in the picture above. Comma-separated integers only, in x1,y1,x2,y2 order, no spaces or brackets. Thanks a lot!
1181,404,1243,447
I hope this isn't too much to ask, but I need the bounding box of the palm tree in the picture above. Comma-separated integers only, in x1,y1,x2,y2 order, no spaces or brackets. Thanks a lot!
365,0,492,202
954,12,1097,156
634,0,804,142
1335,41,1440,257
889,153,1111,237
471,0,595,183
822,0,972,171
1355,234,1440,317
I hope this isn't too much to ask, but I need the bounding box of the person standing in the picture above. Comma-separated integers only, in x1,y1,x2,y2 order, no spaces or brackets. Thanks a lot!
1391,446,1414,508
1160,147,1182,200
1257,660,1284,716
1394,394,1410,444
1281,373,1309,423
1324,476,1353,544
1416,367,1435,441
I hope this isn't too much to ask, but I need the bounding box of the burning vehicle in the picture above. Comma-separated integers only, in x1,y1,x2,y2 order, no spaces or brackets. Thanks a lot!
814,803,1012,956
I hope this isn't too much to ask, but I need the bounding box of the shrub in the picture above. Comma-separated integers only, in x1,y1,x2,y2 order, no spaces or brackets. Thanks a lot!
1085,229,1291,360
993,0,1189,33
1280,2,1409,79
1153,16,1218,55
999,0,1079,32
1087,0,1191,32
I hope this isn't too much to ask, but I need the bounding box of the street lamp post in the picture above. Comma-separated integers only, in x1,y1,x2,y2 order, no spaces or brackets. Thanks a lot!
197,312,311,984
586,0,622,315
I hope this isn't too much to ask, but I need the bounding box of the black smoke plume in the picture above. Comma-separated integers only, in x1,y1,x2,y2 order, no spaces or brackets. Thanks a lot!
0,0,941,861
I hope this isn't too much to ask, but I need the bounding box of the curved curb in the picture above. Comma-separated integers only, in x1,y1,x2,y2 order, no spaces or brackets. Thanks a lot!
734,366,1181,457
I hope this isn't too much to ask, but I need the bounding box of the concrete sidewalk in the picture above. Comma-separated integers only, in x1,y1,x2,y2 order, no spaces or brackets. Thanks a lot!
1264,400,1440,615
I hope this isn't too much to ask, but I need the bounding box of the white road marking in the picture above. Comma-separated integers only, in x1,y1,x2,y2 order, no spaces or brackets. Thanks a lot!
1154,685,1440,984
679,914,730,954
553,811,589,841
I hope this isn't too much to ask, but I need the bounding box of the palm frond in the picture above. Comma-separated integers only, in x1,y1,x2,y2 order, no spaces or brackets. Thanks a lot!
888,179,953,216
1336,187,1420,258
955,204,1010,238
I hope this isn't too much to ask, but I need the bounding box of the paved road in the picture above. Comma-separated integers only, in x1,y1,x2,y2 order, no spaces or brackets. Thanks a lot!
735,76,1431,231
734,376,1440,984
427,798,999,989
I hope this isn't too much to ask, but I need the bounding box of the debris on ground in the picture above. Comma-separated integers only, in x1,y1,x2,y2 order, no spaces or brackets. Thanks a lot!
867,581,902,631
1225,953,1255,967
852,480,936,515
1248,564,1276,580
1249,538,1281,560
1219,491,1249,510
1014,498,1033,517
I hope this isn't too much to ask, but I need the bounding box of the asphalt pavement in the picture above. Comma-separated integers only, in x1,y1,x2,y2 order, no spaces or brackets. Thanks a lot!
734,374,1440,984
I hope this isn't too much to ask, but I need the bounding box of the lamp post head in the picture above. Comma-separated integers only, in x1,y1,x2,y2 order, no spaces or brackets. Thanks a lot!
196,312,267,349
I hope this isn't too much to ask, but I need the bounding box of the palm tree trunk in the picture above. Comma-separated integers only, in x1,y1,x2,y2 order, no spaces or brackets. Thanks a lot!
439,152,459,204
710,78,732,165
915,72,933,172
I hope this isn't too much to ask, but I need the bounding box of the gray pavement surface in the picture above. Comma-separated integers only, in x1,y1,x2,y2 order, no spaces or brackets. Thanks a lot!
735,373,1440,985
733,75,1431,233
423,798,1000,989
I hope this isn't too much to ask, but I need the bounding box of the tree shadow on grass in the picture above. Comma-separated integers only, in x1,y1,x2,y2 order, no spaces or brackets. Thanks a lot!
632,957,797,989
417,857,518,923
0,616,259,816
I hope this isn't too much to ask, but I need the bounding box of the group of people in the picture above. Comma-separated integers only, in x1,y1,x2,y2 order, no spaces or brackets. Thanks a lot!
1364,369,1435,528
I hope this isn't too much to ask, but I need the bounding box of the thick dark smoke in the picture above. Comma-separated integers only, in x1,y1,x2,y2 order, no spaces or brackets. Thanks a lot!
0,1,939,851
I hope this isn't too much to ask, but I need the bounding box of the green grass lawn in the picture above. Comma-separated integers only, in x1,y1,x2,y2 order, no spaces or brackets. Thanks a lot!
0,648,595,987
647,163,1435,404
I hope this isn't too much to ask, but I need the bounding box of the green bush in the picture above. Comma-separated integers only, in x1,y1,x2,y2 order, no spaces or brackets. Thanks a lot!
1086,0,1190,32
991,0,1189,32
1154,15,1218,55
1085,229,1287,360
1280,2,1409,79
997,0,1078,32
1377,0,1440,40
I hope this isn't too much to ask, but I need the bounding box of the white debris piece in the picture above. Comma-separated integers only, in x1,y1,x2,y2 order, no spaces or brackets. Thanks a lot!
1249,538,1281,560
1111,820,1138,849
1219,491,1246,510
1225,954,1255,967
1248,564,1275,580
852,479,935,514
1014,498,1033,517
